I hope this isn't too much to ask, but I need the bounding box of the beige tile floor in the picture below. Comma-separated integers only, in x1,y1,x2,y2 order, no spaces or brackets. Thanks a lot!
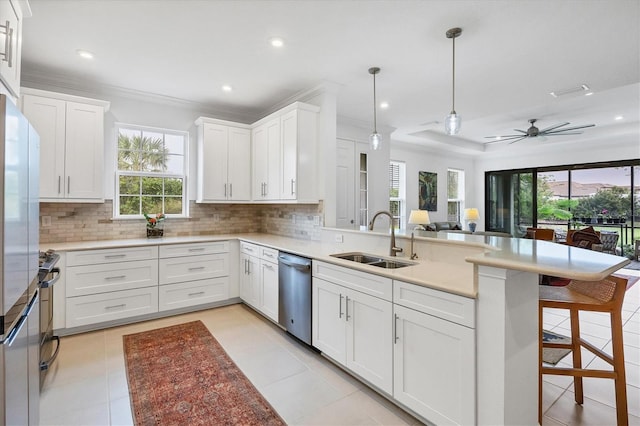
40,268,640,426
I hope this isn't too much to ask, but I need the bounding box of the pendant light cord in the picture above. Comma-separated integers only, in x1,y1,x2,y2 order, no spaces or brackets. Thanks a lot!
373,71,378,132
451,34,456,113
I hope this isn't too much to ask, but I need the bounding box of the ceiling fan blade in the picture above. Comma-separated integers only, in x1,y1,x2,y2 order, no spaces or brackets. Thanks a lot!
542,132,584,136
513,129,528,134
484,134,526,139
543,123,595,134
539,122,570,133
508,136,528,145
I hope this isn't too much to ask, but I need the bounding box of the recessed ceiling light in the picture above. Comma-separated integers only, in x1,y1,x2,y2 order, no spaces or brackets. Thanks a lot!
76,49,94,59
222,85,233,92
380,101,389,109
615,116,624,120
585,92,594,96
269,37,284,48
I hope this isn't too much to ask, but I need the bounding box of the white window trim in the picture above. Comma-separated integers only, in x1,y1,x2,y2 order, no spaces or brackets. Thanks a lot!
390,160,407,230
113,122,189,219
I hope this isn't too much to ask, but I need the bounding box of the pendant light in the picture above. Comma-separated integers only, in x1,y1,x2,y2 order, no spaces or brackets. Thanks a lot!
445,27,462,135
368,67,382,150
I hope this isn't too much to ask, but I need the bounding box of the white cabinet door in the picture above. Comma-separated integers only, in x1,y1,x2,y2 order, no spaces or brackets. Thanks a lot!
312,278,347,364
227,127,251,200
199,123,228,201
336,139,356,229
346,290,393,394
393,304,475,426
240,253,260,308
21,95,66,199
0,0,22,96
259,260,278,322
251,124,267,199
64,102,104,199
280,109,297,199
253,118,280,200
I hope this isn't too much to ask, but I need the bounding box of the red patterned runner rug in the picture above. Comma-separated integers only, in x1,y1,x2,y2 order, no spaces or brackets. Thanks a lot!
123,320,285,426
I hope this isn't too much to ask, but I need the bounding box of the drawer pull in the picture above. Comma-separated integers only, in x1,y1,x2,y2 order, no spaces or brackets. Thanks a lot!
188,248,206,252
104,275,126,281
188,266,206,271
104,254,126,259
263,253,274,258
264,264,273,270
188,291,205,297
105,304,126,310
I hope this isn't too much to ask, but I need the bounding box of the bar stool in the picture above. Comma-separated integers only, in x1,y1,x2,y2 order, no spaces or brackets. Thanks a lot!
539,275,629,425
526,227,555,241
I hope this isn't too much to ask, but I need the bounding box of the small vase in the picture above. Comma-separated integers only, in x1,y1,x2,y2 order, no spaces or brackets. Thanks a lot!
146,224,164,238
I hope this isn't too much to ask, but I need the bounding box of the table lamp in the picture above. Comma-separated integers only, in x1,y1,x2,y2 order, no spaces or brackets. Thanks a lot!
464,208,479,232
408,210,430,230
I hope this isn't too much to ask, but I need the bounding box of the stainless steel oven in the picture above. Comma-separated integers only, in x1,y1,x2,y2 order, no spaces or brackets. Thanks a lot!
38,250,60,389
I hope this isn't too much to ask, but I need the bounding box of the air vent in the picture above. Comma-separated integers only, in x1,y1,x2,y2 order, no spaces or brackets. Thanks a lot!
550,84,590,98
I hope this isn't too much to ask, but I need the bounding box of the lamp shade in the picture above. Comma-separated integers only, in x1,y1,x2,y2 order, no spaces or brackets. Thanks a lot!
408,210,431,229
463,208,479,221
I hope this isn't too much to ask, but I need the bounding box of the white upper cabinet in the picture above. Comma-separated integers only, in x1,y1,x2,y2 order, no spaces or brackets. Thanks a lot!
196,119,251,202
252,102,319,203
252,118,280,200
0,0,25,98
21,88,110,202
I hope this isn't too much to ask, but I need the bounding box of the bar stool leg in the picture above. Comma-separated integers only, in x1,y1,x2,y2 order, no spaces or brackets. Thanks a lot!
611,310,628,426
569,309,584,404
539,302,543,425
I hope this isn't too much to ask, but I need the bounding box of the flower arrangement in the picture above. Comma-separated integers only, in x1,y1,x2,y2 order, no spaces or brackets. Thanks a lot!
144,213,165,238
144,213,165,228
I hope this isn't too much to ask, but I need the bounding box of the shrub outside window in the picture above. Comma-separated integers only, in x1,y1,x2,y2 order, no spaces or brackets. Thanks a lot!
115,124,188,218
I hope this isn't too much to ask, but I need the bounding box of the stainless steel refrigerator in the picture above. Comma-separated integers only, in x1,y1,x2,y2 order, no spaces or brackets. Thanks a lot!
0,95,40,426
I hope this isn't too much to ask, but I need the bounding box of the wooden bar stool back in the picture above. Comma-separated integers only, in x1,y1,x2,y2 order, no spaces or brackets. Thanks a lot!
539,275,629,425
527,227,555,241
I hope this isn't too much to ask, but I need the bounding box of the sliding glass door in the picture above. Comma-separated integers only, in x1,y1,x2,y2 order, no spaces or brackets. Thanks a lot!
486,170,534,237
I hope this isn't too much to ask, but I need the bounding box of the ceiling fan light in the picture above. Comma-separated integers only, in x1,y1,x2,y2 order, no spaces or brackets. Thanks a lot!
445,112,461,135
369,132,382,150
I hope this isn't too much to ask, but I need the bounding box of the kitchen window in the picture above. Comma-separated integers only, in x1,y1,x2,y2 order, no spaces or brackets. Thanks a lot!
448,169,465,222
390,161,406,230
114,123,188,218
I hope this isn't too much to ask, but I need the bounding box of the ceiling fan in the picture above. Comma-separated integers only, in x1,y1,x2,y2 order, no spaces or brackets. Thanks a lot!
485,119,595,144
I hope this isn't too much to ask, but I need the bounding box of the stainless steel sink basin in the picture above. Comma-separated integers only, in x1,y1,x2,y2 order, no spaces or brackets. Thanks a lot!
330,252,415,269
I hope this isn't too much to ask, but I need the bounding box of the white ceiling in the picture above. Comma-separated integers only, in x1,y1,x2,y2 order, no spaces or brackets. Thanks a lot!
20,0,640,155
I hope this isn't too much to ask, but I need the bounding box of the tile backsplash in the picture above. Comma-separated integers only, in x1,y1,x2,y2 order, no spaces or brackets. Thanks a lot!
39,200,324,244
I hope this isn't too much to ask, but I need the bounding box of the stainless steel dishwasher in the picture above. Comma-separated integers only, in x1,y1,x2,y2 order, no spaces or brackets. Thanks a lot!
278,252,312,345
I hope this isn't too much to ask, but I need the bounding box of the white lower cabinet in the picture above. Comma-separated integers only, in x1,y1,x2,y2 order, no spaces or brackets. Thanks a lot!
240,242,279,323
158,242,230,312
66,287,158,328
312,262,393,395
393,281,476,426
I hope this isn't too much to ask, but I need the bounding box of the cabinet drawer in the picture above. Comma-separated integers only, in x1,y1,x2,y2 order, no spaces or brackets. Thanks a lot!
240,242,259,256
393,280,475,328
260,246,278,262
158,277,229,312
159,241,229,258
66,259,158,297
312,261,392,301
159,253,229,285
66,287,158,328
66,246,158,266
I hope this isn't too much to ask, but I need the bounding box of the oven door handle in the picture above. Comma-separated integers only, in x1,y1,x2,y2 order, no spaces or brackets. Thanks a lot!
40,268,60,289
40,335,61,371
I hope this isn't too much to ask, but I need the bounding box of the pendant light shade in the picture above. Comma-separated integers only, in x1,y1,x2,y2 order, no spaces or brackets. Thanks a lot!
445,27,462,135
368,67,382,150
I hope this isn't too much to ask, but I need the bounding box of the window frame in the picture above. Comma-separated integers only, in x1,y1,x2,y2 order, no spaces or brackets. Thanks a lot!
113,122,189,219
447,168,465,223
389,160,407,230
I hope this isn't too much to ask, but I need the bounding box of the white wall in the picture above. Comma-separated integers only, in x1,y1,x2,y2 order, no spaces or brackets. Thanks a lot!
390,142,476,226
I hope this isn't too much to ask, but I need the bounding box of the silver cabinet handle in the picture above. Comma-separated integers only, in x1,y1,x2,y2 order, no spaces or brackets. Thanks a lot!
290,179,295,195
188,291,205,297
345,296,351,321
224,183,227,197
394,314,399,343
188,266,205,271
105,254,126,259
188,248,205,252
67,176,71,193
263,263,273,270
229,183,233,198
58,176,61,194
104,275,126,281
339,294,343,318
263,252,274,259
105,304,126,310
0,21,13,67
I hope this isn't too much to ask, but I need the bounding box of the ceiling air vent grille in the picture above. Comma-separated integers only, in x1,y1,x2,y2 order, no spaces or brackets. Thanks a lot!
550,84,590,98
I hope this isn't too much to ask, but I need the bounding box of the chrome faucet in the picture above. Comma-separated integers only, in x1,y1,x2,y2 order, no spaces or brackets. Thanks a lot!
369,210,403,257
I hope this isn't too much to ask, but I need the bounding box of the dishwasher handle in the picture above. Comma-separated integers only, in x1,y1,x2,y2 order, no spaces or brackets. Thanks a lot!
278,254,311,271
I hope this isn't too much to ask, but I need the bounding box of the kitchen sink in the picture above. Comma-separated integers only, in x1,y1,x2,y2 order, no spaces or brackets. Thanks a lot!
330,252,415,269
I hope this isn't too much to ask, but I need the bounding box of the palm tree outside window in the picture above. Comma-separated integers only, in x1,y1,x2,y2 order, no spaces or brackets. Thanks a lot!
115,124,188,218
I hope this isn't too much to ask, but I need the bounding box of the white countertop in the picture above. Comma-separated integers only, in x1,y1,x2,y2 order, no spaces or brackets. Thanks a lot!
43,230,631,299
